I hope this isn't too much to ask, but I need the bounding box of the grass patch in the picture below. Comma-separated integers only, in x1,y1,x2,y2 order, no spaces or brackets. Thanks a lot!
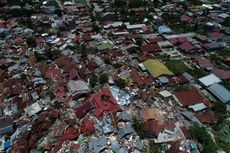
165,60,190,75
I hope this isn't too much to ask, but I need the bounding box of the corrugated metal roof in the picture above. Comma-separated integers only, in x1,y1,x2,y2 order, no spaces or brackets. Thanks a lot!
208,83,230,103
199,74,222,87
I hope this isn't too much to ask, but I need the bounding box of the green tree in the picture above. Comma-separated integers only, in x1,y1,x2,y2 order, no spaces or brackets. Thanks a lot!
127,47,138,54
128,0,145,8
92,23,100,32
136,39,143,46
114,0,127,7
26,36,37,47
222,17,230,27
55,8,62,17
99,73,108,85
90,74,98,87
212,101,227,123
132,116,146,139
115,78,127,89
189,125,217,153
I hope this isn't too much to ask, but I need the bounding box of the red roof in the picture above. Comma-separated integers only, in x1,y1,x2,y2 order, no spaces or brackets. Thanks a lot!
169,37,187,45
168,75,189,85
178,41,197,53
58,128,80,142
213,69,230,80
174,88,205,106
208,32,226,40
181,15,191,22
195,111,218,124
144,120,165,137
180,126,192,139
79,118,95,135
75,101,92,119
148,37,164,43
140,44,161,53
130,69,144,86
194,56,213,69
91,87,120,120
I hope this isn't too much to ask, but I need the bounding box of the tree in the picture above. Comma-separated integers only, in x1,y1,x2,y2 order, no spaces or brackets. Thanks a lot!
92,23,100,32
55,8,62,17
90,74,98,87
34,51,44,61
114,0,127,7
212,101,227,123
115,78,126,89
189,125,217,153
136,39,143,46
99,73,108,85
132,116,146,139
147,141,161,153
53,101,62,109
127,47,138,54
26,36,37,47
128,0,144,8
222,17,230,27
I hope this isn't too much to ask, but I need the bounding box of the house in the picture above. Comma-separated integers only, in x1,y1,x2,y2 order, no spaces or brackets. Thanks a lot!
157,25,172,34
208,32,226,42
159,90,172,99
67,80,90,97
202,42,225,51
174,88,207,107
75,101,92,119
140,44,161,53
178,41,197,53
90,87,120,120
0,117,15,136
143,59,174,78
198,74,222,87
213,69,230,80
194,56,213,70
96,42,112,51
207,83,230,103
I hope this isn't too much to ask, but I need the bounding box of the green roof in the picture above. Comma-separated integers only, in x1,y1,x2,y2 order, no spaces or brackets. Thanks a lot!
143,59,174,78
96,42,112,51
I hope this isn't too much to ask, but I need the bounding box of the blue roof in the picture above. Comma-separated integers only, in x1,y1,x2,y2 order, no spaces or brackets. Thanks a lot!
157,25,172,34
4,140,11,149
208,83,230,103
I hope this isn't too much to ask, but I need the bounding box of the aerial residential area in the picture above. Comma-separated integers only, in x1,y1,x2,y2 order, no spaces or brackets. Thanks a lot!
0,0,229,152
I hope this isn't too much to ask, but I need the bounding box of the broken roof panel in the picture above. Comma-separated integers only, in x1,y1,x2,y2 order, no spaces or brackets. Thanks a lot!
89,136,107,153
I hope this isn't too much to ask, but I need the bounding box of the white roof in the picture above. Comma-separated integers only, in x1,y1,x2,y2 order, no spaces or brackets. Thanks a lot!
138,63,146,71
188,103,207,112
199,74,222,87
67,80,90,95
24,102,42,117
159,90,172,98
126,24,145,29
